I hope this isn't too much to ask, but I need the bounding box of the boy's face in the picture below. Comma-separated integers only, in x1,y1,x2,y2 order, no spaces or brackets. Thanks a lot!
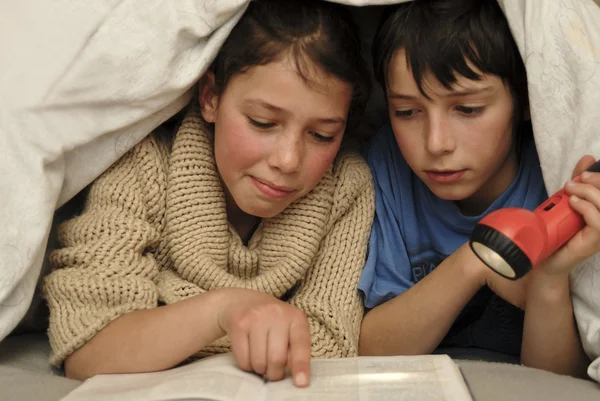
200,55,352,218
386,50,519,215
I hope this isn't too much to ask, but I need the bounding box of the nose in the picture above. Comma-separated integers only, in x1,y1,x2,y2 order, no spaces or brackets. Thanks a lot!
425,112,456,156
267,130,303,174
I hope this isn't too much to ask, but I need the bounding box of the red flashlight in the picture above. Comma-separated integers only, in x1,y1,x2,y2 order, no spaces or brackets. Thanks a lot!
469,159,600,280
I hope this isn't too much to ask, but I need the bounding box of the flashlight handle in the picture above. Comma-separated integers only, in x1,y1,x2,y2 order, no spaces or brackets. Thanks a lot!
532,158,600,260
533,187,584,261
470,159,600,279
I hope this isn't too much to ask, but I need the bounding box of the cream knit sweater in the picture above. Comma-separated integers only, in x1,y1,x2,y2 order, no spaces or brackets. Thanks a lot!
43,112,375,366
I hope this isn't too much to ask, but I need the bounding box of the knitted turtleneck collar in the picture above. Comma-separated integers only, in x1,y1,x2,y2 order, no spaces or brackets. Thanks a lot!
163,112,336,298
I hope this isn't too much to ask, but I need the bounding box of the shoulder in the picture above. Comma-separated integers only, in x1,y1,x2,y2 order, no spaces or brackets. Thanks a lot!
136,125,173,166
520,131,542,176
326,152,375,223
517,130,549,202
367,125,400,167
94,126,170,215
332,152,373,200
515,124,545,191
333,151,372,186
364,125,416,205
368,124,395,153
366,125,413,182
108,126,171,175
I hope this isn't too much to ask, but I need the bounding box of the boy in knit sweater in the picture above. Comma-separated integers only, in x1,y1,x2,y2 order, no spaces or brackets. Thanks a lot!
43,0,374,387
358,0,600,378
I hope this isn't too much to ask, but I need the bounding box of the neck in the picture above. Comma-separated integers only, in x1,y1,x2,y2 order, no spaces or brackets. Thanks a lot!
456,149,519,216
224,189,261,243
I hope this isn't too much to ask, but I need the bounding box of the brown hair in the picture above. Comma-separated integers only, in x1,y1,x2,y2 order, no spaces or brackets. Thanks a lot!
373,0,529,134
210,0,371,133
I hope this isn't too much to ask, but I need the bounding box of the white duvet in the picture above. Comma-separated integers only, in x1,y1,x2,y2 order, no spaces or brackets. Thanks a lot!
1,0,599,381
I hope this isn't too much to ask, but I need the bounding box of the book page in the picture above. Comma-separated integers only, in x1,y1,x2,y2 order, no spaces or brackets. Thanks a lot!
59,354,266,401
265,354,472,401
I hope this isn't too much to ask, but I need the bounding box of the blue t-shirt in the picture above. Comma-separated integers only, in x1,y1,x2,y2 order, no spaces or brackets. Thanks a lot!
358,124,548,355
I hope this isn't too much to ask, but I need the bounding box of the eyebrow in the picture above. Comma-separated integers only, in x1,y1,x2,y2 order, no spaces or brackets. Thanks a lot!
244,99,346,125
316,117,346,125
389,86,494,100
245,99,284,112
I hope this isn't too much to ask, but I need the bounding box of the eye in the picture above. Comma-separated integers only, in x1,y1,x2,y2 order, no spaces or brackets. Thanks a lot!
456,106,485,116
394,109,417,118
248,117,276,129
311,131,335,143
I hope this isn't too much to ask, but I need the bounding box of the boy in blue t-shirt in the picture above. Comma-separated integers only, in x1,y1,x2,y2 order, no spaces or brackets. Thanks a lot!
359,0,600,377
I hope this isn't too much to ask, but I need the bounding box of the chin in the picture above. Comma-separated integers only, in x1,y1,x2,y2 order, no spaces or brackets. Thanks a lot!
427,185,476,203
239,202,287,219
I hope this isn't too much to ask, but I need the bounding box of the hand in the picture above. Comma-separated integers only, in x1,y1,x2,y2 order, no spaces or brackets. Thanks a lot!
217,289,311,387
461,243,529,309
540,155,600,277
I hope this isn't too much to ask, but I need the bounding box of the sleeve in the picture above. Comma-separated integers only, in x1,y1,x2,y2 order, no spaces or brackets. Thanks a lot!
357,127,415,309
42,135,168,366
289,154,374,358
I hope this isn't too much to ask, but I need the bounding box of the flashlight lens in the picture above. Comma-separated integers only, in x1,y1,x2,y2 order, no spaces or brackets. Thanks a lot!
471,242,516,278
469,223,532,280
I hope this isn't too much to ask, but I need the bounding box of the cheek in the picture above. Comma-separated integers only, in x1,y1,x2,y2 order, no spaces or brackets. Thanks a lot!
214,113,264,177
301,146,339,189
464,113,513,165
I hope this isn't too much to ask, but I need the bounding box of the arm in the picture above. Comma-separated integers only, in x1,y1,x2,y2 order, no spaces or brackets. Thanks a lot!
521,270,589,377
45,137,311,385
360,243,486,356
521,156,599,377
44,135,196,378
289,155,375,357
63,288,229,380
45,136,229,379
63,286,312,384
358,138,529,356
360,242,532,356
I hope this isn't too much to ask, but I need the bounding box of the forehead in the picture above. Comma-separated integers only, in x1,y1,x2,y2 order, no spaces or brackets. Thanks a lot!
224,54,352,113
387,49,504,96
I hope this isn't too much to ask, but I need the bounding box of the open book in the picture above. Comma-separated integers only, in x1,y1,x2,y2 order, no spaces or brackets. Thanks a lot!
60,353,473,401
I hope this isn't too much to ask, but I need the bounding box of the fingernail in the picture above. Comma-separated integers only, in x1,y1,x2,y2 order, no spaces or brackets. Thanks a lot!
581,172,591,180
566,180,576,187
295,372,308,387
571,195,580,202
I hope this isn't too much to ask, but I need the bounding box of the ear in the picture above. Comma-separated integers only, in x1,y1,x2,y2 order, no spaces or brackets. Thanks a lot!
198,71,219,123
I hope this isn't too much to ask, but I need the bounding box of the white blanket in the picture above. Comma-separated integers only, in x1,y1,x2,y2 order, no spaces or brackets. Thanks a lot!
501,0,600,380
1,0,599,381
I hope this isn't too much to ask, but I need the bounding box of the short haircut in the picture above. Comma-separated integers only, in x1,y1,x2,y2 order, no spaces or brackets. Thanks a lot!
372,0,528,123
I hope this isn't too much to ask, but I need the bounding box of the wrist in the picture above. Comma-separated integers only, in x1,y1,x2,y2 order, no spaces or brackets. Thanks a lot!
532,257,573,284
191,288,233,337
458,243,489,287
204,287,268,334
528,270,571,306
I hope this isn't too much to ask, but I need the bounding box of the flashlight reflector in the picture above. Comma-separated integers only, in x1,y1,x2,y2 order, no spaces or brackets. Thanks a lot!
469,224,532,280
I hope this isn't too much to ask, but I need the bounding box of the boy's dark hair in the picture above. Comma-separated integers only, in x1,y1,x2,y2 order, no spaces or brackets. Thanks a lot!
372,0,528,125
210,0,371,134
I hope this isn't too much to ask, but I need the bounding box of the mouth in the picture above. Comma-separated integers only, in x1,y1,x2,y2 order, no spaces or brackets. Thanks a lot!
251,176,295,199
425,169,467,184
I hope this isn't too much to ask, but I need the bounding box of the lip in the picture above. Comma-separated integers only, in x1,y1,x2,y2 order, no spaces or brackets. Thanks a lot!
251,176,295,199
425,169,467,184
